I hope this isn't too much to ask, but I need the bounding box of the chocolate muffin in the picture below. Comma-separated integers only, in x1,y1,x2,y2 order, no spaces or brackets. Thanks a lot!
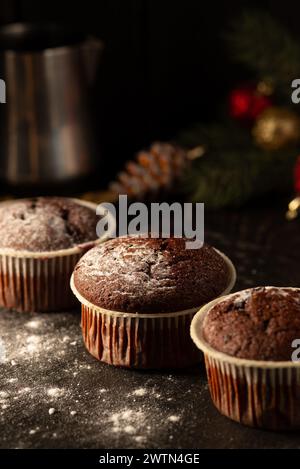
203,287,300,361
0,197,98,251
0,197,109,313
73,237,232,314
191,287,300,430
71,236,236,369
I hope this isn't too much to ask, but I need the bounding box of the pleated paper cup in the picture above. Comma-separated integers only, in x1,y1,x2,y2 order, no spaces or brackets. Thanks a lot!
0,198,113,313
70,249,236,369
190,289,300,431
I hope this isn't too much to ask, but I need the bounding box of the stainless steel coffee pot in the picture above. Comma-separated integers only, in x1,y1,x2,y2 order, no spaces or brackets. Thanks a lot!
0,23,103,188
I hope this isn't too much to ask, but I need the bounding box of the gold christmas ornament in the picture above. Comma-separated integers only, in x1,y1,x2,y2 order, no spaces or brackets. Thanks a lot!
252,107,300,150
286,196,300,220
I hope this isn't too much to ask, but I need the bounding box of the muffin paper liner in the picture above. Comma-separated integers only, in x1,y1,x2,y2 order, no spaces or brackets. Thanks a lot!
0,252,84,312
70,249,236,369
80,302,200,369
190,290,300,430
0,198,111,313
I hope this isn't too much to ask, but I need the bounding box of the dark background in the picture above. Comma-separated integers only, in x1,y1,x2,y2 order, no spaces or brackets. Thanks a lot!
0,0,299,183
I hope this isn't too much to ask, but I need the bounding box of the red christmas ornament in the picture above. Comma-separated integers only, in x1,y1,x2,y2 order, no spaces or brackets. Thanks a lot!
229,85,272,122
294,156,300,194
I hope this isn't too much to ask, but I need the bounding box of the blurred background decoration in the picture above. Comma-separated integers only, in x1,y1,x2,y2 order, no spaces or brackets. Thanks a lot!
0,22,103,194
107,9,300,209
1,2,300,210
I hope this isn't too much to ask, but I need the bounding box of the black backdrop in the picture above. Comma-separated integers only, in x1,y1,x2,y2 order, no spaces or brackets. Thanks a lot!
0,0,300,186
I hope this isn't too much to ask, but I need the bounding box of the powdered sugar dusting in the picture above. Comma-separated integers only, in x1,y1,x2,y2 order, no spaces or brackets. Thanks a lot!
105,403,183,446
232,287,298,305
78,241,170,284
25,320,42,330
74,239,178,310
131,388,147,397
0,338,6,364
47,388,65,399
109,409,145,434
0,309,204,449
74,237,230,314
232,289,251,305
168,415,181,422
0,197,98,251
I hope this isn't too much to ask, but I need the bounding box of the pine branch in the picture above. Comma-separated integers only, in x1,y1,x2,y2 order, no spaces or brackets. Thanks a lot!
178,121,252,151
226,9,300,93
178,122,297,208
184,149,296,208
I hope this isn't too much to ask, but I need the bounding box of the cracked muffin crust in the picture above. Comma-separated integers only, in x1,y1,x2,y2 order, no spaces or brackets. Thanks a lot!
203,286,300,361
0,197,100,312
73,236,231,314
0,197,98,252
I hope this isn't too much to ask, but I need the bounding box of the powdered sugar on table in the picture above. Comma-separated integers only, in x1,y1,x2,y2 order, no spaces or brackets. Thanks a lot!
0,309,202,449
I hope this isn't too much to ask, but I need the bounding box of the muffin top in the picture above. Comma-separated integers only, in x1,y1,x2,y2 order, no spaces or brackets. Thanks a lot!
203,287,300,361
73,236,231,314
0,197,98,252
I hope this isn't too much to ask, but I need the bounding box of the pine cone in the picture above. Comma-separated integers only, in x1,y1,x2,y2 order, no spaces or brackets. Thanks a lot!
109,142,189,199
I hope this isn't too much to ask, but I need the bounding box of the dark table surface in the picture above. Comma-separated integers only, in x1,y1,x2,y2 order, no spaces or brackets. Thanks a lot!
1,198,300,449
